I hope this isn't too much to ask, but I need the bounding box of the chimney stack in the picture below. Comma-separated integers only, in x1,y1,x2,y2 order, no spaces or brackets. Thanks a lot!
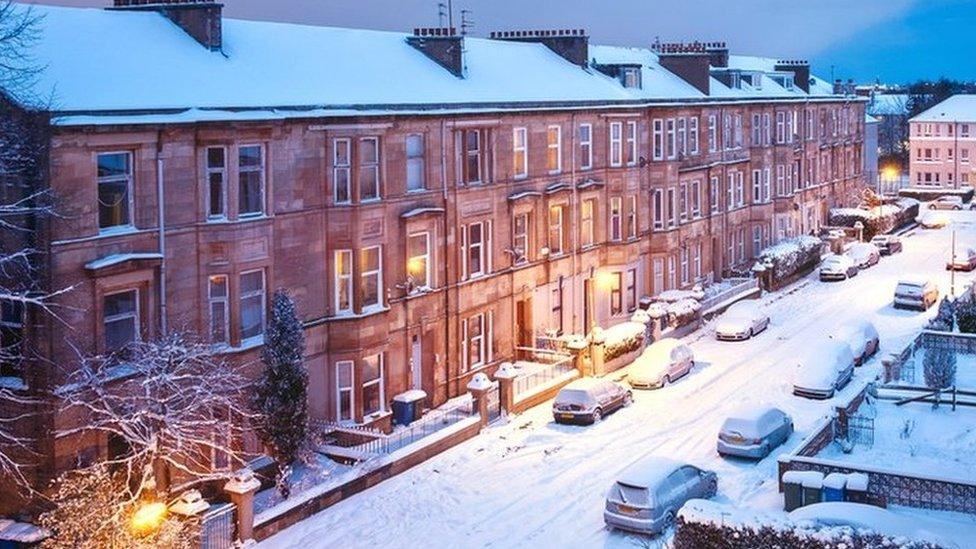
407,27,464,77
653,41,711,95
110,0,222,51
833,79,843,95
489,29,589,68
704,41,728,68
774,59,810,93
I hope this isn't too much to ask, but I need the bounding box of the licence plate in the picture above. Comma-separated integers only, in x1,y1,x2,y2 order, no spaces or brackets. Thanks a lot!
558,413,574,420
617,505,638,516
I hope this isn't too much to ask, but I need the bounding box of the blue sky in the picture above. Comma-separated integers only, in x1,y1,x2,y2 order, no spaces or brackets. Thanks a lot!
23,0,974,84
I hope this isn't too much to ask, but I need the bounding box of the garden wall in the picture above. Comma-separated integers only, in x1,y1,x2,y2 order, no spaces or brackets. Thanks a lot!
899,186,974,203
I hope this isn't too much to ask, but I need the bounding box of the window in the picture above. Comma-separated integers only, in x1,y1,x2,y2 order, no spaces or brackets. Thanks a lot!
462,220,492,278
751,113,761,146
97,152,132,230
734,114,743,148
707,115,718,153
103,289,139,352
581,199,595,247
240,270,266,343
551,282,564,334
238,145,264,216
627,195,637,239
462,129,482,184
752,169,761,204
206,147,227,219
609,197,622,241
653,189,664,230
689,117,699,154
752,226,762,257
653,257,664,294
406,134,425,191
763,168,771,201
626,269,637,312
626,121,638,166
579,124,593,170
693,242,702,279
362,354,385,416
710,176,719,213
736,172,744,206
727,231,735,267
680,247,689,284
547,125,562,173
726,173,735,211
610,272,622,315
461,311,493,371
775,111,786,143
610,122,623,167
359,137,380,201
666,119,676,159
668,256,677,289
512,212,531,264
963,149,970,163
407,233,430,289
677,118,686,156
763,113,771,145
0,301,24,377
208,275,229,346
691,180,701,217
334,250,353,314
511,127,528,179
776,165,786,196
333,138,351,204
336,361,354,421
548,206,564,255
652,119,664,160
667,187,677,227
361,246,383,310
622,67,641,88
679,182,688,221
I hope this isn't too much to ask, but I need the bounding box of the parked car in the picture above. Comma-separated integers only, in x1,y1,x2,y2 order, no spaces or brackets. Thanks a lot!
819,254,858,281
916,211,949,229
604,457,717,535
846,242,881,269
893,277,939,310
946,247,976,271
869,234,903,255
792,340,855,399
929,195,964,210
627,338,694,389
714,300,770,341
552,378,632,424
830,320,880,366
717,405,793,459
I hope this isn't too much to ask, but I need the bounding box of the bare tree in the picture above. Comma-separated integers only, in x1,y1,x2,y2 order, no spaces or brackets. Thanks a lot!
55,333,257,497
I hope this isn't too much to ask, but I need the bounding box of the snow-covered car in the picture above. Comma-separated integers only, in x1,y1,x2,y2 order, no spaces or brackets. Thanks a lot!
603,457,717,535
869,234,902,255
893,277,938,310
826,228,847,240
552,378,632,425
830,320,879,366
916,211,949,229
627,338,694,389
946,247,976,271
845,242,881,269
717,405,793,459
928,195,964,210
714,300,770,341
789,503,956,548
792,340,855,399
819,254,858,281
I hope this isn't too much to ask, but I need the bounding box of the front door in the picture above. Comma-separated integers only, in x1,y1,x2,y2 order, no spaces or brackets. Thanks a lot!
583,278,594,333
516,299,532,347
410,334,422,390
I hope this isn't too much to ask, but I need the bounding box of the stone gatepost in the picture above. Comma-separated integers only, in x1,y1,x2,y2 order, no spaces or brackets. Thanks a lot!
494,362,517,416
566,336,590,377
631,310,652,344
467,372,492,427
647,303,666,343
223,468,262,544
589,326,606,377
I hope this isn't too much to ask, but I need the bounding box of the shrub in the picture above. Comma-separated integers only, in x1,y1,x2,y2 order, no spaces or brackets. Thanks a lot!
929,297,956,331
956,295,976,334
758,235,822,282
923,346,957,390
603,322,645,362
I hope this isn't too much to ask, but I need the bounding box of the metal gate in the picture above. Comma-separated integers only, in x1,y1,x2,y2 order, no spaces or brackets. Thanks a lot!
199,502,236,549
485,381,501,422
848,414,875,448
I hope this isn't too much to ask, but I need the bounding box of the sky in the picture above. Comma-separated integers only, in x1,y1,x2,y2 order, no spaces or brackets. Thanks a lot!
21,0,976,84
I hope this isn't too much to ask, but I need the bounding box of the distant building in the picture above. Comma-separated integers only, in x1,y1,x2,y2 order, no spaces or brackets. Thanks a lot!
909,95,976,188
867,92,909,158
864,114,880,189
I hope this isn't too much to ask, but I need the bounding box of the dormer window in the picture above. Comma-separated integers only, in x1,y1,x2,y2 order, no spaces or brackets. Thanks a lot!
621,67,642,89
783,75,795,90
750,74,763,89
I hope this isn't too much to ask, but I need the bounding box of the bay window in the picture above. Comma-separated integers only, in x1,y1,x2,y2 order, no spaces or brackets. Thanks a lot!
627,195,637,239
238,145,264,216
548,206,564,255
334,249,353,314
333,138,351,204
359,137,380,201
513,213,530,263
360,246,383,310
362,353,385,416
103,289,139,352
581,199,595,247
208,275,229,347
609,197,622,241
239,269,266,343
336,361,354,421
206,147,227,219
407,233,430,289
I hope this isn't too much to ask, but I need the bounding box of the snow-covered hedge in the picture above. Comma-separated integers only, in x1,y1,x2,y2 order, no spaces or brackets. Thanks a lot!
758,235,823,282
828,198,919,240
956,294,976,334
667,298,701,327
675,500,945,549
602,321,645,363
657,287,706,303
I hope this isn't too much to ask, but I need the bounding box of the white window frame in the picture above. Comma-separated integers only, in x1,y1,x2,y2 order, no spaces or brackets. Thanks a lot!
462,220,492,279
208,275,229,347
359,137,381,202
710,176,719,214
360,245,383,311
333,138,352,204
547,125,562,174
689,117,699,155
513,127,528,179
205,146,227,220
238,144,265,217
407,232,431,290
334,249,353,314
610,122,623,167
548,206,564,255
626,121,638,166
666,119,676,159
335,360,354,422
579,123,593,170
609,197,622,241
103,288,140,351
581,199,595,247
406,133,426,192
627,195,637,239
239,269,266,346
461,310,493,371
691,180,701,218
362,353,386,416
96,151,134,232
652,119,664,160
707,115,718,153
653,189,664,230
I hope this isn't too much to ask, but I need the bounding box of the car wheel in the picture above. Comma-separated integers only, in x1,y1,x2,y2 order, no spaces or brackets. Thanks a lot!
748,328,755,338
663,375,671,386
956,206,962,210
623,392,634,407
591,408,603,423
706,478,718,497
663,510,676,529
929,204,936,209
761,443,771,458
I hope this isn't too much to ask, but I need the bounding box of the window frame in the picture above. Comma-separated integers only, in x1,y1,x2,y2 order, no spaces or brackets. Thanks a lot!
205,146,227,220
239,269,266,345
96,151,134,232
333,138,352,204
609,122,623,167
238,144,265,218
513,127,528,179
358,137,381,202
334,249,353,314
407,232,431,290
362,353,386,416
547,125,562,174
405,133,426,192
208,275,230,348
626,121,638,166
579,123,593,171
103,288,140,352
360,245,383,311
335,360,355,422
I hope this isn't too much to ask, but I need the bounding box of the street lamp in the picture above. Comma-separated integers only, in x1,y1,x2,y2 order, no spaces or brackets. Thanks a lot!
130,501,168,537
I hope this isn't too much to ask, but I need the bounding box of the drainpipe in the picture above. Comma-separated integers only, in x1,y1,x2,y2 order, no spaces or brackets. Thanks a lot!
156,137,167,336
570,112,579,335
440,118,452,397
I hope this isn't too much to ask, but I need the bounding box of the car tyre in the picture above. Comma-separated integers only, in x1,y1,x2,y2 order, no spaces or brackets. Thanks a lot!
748,328,755,338
706,478,718,497
663,375,671,386
591,408,603,423
623,392,634,407
663,510,676,529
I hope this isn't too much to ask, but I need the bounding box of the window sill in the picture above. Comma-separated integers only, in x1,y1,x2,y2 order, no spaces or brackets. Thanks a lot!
217,336,265,354
98,225,139,238
325,307,390,321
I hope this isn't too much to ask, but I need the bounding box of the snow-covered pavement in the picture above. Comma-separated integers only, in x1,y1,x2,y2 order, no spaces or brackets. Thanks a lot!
262,211,976,549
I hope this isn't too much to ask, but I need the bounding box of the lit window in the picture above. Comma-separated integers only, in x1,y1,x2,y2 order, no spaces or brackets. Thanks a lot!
610,197,622,241
513,127,528,178
548,206,564,255
334,250,352,314
97,152,132,230
361,246,383,310
547,125,562,173
580,200,594,246
407,233,430,289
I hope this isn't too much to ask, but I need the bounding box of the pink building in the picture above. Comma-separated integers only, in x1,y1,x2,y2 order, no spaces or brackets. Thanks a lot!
909,95,976,188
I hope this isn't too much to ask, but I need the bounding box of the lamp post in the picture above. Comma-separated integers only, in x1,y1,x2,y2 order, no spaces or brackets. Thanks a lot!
951,228,957,298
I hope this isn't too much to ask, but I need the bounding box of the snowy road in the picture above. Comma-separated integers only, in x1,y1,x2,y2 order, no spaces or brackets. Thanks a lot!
263,211,976,549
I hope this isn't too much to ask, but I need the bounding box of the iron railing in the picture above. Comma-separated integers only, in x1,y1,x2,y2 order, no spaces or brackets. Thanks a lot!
699,277,760,314
512,354,576,398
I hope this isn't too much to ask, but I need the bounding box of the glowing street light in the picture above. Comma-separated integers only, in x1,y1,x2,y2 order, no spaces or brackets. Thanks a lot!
130,501,168,537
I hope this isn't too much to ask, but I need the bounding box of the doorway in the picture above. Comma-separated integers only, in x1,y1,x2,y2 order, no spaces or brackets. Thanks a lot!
410,334,422,391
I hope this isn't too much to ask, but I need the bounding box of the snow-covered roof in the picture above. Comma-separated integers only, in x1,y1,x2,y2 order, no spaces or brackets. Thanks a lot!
867,93,909,117
617,456,684,488
911,94,976,123
13,4,846,126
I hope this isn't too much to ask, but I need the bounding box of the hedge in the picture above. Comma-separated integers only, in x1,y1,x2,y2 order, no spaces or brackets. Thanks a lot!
828,198,919,240
674,518,946,549
899,186,974,203
757,235,823,282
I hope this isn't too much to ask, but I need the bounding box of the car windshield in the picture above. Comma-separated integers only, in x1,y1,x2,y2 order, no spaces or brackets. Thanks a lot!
824,257,843,267
610,482,652,507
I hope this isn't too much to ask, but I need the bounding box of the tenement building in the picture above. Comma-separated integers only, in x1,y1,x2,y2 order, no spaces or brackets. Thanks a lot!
909,94,976,188
1,1,865,501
